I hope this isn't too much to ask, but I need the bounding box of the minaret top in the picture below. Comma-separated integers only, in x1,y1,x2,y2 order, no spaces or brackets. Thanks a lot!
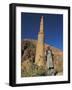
40,16,44,33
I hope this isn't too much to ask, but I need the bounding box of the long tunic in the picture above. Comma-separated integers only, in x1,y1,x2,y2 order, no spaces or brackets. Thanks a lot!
46,50,54,69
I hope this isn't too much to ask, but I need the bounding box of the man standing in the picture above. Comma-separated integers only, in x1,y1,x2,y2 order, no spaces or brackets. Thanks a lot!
45,47,54,75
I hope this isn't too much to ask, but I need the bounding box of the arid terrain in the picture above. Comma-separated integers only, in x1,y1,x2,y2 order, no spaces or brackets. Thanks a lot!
21,39,63,77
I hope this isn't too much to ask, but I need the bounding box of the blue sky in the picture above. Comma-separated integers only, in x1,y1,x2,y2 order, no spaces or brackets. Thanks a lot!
21,13,63,51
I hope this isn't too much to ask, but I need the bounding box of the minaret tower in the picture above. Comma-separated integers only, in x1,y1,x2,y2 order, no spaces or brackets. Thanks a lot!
35,16,45,66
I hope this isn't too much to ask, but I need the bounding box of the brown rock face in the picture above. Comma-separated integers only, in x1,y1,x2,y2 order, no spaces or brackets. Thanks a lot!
21,39,63,76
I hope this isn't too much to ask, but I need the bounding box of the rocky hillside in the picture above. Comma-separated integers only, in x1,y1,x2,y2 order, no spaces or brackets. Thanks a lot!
21,39,63,77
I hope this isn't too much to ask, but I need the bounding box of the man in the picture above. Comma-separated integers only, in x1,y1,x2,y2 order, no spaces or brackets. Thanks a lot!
45,47,54,75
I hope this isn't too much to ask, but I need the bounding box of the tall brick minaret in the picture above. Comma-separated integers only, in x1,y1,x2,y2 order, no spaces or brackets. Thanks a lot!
35,16,45,66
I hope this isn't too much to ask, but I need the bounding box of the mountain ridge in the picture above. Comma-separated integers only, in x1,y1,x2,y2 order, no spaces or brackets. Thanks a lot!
21,39,63,77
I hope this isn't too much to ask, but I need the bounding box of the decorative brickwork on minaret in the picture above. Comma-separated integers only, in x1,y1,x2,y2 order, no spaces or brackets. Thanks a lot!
35,16,45,66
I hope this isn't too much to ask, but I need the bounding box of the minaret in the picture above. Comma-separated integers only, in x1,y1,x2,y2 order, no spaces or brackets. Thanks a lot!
35,16,45,66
